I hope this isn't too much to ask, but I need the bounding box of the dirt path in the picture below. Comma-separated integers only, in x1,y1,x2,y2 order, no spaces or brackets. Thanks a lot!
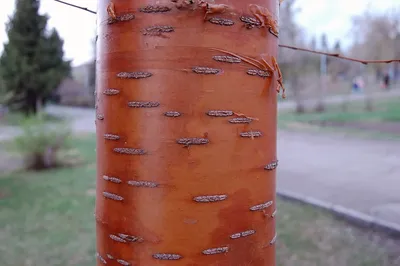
277,130,400,225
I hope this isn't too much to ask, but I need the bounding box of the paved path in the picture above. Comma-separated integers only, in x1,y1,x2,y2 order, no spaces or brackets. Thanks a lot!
277,130,400,225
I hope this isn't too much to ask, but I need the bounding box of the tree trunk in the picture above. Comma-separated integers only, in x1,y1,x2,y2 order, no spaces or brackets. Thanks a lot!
25,90,37,115
95,1,279,265
291,74,305,113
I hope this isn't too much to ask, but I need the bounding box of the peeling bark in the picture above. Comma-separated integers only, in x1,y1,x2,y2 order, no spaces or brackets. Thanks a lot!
95,0,279,265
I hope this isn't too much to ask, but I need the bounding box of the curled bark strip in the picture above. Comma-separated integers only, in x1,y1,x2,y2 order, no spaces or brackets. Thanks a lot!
206,110,234,117
264,160,278,170
250,201,273,211
117,259,130,265
164,111,181,117
271,209,277,218
228,117,253,124
193,195,228,203
192,67,221,75
247,69,271,78
240,15,261,29
107,13,135,24
202,246,229,255
113,148,147,155
248,4,279,37
97,114,104,120
139,5,171,13
103,191,124,201
128,101,160,108
230,229,256,239
269,28,279,38
177,138,209,146
118,233,143,242
208,17,234,26
270,234,277,245
128,180,159,188
110,234,127,243
173,0,196,10
212,55,241,64
117,72,152,79
103,175,122,184
96,252,107,264
103,89,120,95
107,2,116,19
240,131,262,138
152,253,182,260
142,25,174,36
107,254,114,260
104,134,120,140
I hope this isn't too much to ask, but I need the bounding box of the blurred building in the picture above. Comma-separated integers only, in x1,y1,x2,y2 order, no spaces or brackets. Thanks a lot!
54,60,95,107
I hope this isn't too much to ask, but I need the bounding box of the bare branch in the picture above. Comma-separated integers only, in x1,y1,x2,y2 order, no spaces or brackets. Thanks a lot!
54,0,96,14
52,2,400,65
279,44,400,65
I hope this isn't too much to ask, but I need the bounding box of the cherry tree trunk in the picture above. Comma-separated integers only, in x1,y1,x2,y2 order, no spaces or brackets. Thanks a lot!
95,0,279,265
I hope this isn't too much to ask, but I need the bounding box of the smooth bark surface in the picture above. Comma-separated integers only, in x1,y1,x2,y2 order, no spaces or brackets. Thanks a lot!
95,0,279,265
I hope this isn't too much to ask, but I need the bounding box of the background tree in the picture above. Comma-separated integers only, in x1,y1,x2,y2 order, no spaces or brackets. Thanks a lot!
329,40,348,82
88,33,97,106
313,33,328,112
0,0,70,115
279,0,308,113
349,8,400,83
347,8,400,111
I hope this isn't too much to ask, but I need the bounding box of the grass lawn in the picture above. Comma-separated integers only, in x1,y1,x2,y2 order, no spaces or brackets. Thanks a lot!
278,97,400,140
0,135,399,266
0,112,63,126
279,97,400,124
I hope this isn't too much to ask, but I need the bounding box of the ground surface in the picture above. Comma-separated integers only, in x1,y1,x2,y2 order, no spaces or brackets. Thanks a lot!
276,130,400,225
1,92,400,227
0,136,399,266
40,100,400,227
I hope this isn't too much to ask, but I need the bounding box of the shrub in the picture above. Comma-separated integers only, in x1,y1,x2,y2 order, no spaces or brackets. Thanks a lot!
8,113,73,170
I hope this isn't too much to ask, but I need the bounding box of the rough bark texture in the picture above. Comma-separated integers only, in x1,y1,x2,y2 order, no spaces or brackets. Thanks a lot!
95,0,279,265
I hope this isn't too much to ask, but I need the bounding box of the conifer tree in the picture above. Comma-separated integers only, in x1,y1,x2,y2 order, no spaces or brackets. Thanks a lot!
0,0,70,114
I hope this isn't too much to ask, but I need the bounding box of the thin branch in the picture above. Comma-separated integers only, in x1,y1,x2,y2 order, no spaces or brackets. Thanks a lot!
53,0,96,14
279,44,400,65
53,1,400,65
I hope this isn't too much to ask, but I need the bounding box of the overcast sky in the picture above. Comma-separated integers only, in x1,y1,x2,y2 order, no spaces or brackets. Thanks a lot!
0,0,398,67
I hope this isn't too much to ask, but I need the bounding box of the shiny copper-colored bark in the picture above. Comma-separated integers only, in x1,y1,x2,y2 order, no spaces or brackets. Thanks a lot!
95,0,279,265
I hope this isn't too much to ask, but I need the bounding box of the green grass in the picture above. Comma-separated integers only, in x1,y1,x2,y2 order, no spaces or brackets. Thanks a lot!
278,97,400,140
0,112,63,126
0,135,399,266
279,97,400,124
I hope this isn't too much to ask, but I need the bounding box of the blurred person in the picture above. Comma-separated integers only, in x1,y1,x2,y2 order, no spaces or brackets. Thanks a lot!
352,76,364,93
382,72,390,90
352,76,359,93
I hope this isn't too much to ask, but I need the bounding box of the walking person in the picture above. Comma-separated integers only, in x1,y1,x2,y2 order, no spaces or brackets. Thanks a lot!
382,72,390,90
352,76,364,94
356,76,365,93
352,76,359,93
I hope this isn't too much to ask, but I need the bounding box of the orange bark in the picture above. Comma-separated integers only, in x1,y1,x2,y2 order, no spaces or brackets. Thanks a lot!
95,0,279,265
